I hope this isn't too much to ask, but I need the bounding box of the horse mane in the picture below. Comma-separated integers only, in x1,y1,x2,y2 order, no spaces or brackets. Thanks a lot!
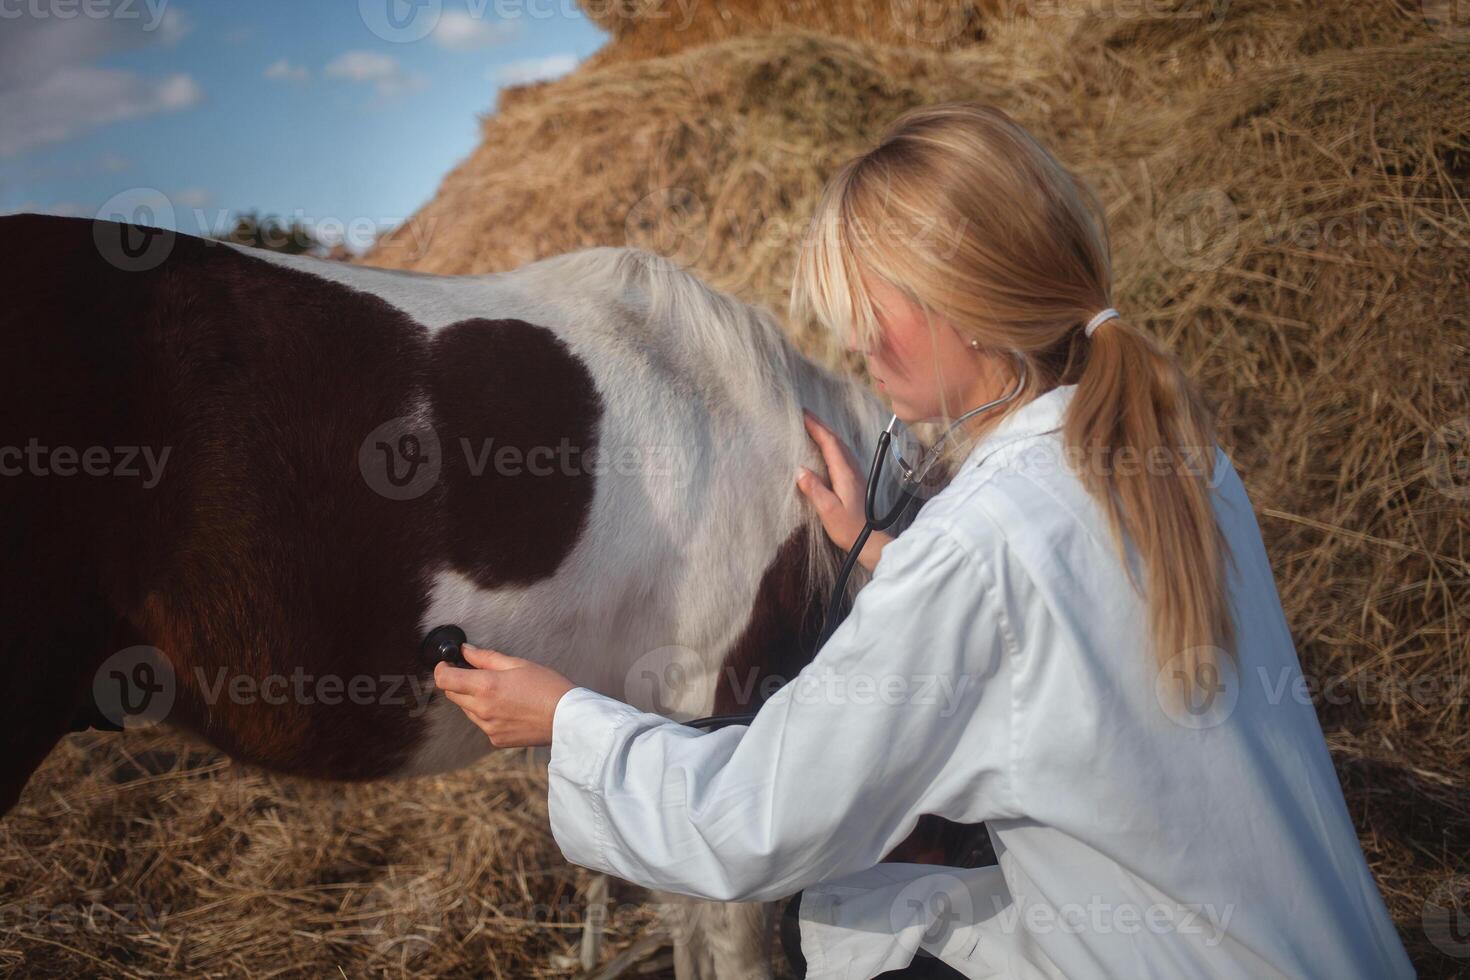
539,245,908,610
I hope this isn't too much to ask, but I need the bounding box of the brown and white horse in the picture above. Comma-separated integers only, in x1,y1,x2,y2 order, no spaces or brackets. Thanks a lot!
0,213,976,976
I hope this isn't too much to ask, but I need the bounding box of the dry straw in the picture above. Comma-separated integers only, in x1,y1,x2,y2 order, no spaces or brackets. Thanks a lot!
4,0,1466,975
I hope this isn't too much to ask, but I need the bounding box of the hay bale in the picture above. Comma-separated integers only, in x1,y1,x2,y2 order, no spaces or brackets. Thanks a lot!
0,729,658,977
1001,0,1431,86
577,0,993,67
578,0,1432,77
1102,40,1469,746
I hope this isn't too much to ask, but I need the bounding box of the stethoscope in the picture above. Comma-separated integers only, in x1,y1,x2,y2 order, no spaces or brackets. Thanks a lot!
420,360,1028,733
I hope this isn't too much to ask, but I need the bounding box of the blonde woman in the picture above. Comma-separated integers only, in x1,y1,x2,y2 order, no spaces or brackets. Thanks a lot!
435,103,1413,978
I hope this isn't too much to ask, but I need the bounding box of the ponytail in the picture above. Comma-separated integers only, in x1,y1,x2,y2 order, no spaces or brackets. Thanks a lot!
1065,315,1235,692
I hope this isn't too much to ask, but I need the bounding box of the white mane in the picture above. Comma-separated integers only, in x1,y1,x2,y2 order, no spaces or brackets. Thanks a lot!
591,245,907,605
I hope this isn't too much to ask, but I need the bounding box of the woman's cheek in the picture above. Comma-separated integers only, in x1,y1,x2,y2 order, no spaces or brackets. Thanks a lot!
886,325,932,386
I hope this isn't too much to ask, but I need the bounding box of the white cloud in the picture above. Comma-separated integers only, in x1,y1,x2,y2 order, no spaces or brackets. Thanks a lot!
324,50,427,100
0,68,203,158
264,59,310,83
0,7,189,89
155,74,203,110
493,53,579,88
432,11,519,50
151,7,190,44
0,7,198,158
324,50,397,83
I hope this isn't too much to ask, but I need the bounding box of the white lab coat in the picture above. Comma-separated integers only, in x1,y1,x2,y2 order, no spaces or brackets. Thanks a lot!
546,384,1414,979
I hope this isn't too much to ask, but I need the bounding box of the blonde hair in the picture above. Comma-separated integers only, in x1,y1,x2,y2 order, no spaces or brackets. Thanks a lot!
790,101,1234,691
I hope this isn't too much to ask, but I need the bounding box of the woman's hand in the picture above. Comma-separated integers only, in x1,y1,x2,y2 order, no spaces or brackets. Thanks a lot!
433,645,576,748
795,409,892,572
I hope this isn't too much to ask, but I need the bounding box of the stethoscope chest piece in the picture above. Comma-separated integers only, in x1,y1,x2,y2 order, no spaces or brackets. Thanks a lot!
422,624,468,668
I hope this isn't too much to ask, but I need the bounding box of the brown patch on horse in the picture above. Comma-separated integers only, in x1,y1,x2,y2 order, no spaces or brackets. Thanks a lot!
428,318,602,588
714,525,993,869
107,226,449,778
712,529,824,717
0,215,607,794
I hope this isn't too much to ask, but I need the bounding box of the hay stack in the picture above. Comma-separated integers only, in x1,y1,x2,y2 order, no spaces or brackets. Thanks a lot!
577,0,993,67
4,2,1467,977
0,731,664,978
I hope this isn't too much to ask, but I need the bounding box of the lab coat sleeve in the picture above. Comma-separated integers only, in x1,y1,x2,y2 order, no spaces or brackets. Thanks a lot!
546,523,1020,902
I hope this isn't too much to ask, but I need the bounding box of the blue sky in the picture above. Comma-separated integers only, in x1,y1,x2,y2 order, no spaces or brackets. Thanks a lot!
0,0,609,249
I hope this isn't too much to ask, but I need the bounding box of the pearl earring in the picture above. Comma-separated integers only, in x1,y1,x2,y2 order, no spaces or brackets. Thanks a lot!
968,339,980,350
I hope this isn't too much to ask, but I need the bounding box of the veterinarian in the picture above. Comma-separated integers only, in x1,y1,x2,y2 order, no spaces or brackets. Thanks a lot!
435,103,1413,979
